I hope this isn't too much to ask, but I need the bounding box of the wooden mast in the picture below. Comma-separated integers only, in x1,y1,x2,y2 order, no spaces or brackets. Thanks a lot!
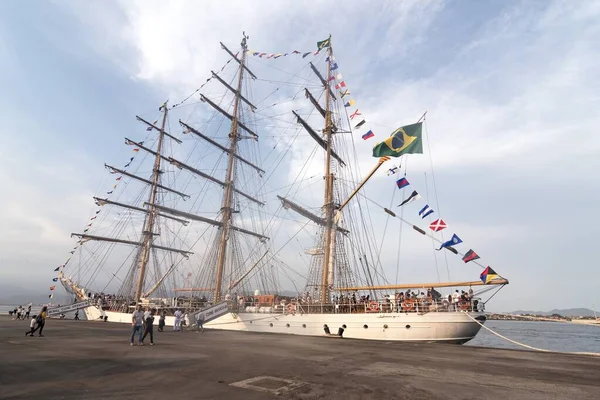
320,36,335,304
134,103,169,303
214,33,249,301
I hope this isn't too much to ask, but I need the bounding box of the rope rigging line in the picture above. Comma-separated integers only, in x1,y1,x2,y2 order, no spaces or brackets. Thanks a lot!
170,55,238,110
355,191,491,272
395,156,409,284
465,314,600,357
423,120,452,283
424,171,442,283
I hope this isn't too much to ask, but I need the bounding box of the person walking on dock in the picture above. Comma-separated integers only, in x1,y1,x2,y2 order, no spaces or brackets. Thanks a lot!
24,305,31,320
25,315,38,336
195,314,204,333
173,308,183,332
141,308,156,346
74,310,79,320
158,310,166,332
30,306,47,336
130,305,144,346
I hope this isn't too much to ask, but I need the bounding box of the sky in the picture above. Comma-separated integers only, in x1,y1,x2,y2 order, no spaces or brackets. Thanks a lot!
0,0,599,312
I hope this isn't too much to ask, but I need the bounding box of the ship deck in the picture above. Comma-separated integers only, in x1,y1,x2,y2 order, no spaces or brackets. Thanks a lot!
1,316,599,399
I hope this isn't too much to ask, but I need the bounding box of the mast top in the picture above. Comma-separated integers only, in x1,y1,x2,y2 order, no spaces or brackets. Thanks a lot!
241,31,249,50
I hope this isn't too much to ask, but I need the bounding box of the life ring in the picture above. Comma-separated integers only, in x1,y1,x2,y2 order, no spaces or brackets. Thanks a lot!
368,301,380,312
402,299,415,312
286,303,296,314
459,301,469,311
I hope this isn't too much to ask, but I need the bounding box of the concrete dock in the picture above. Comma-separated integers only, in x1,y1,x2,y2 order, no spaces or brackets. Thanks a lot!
1,317,599,399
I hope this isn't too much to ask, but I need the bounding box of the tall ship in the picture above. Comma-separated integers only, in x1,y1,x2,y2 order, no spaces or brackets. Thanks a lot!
55,34,508,343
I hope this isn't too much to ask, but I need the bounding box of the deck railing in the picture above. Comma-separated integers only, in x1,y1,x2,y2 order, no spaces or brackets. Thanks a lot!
231,297,485,315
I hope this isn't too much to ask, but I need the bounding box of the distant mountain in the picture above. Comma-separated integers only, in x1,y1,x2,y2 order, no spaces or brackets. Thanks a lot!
510,308,596,317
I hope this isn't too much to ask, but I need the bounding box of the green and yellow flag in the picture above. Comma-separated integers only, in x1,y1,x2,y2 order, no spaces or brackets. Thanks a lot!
372,122,423,158
317,38,331,50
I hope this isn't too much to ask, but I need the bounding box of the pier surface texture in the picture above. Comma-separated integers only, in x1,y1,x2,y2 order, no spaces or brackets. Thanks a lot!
1,317,599,399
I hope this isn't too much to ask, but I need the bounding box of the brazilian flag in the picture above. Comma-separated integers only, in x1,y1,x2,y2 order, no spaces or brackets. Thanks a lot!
317,38,331,50
372,122,423,158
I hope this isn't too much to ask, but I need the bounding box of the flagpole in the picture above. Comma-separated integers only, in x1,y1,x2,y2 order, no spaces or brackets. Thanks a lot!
337,157,390,214
417,111,427,123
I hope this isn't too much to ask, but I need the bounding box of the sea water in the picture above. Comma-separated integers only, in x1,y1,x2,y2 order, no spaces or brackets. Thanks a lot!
468,320,600,353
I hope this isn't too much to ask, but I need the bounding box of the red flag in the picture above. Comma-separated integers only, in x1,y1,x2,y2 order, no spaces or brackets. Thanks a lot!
429,219,447,232
462,249,480,263
335,81,346,90
350,109,361,120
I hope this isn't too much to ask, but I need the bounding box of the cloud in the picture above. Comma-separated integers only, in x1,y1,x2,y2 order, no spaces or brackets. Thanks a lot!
358,1,600,173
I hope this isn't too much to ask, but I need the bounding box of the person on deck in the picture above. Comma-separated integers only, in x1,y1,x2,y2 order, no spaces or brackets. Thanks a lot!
74,310,80,320
430,287,442,302
451,290,460,310
130,305,144,346
141,308,156,346
25,305,31,320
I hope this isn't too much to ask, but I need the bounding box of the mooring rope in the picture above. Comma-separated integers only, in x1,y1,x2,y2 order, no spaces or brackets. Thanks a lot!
466,313,600,357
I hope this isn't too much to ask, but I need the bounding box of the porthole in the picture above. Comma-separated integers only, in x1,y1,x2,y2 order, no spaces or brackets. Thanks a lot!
302,324,306,328
250,320,253,324
405,324,411,329
363,324,368,329
269,323,273,327
286,324,290,328
383,324,388,329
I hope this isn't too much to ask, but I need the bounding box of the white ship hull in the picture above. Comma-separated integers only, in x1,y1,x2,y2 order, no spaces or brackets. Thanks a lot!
205,311,485,343
83,306,180,327
84,305,485,343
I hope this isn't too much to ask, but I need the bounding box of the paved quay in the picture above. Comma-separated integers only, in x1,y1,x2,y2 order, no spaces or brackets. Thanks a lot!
1,316,599,400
